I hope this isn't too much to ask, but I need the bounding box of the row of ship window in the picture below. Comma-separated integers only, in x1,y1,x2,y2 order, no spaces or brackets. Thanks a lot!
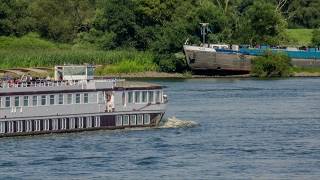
0,116,100,134
122,91,162,105
115,114,151,126
0,90,162,108
0,93,89,108
0,114,151,134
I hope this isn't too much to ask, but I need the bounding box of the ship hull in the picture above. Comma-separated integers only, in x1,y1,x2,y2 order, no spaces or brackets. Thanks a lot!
184,45,252,74
184,45,320,74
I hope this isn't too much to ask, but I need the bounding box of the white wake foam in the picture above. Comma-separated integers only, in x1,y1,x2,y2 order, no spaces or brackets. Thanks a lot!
158,117,198,128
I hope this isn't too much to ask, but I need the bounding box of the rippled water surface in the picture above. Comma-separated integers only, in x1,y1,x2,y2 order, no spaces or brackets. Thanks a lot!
1,78,320,179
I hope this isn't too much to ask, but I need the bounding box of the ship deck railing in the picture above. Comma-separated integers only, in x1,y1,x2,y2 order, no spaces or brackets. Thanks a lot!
0,79,125,89
0,80,86,89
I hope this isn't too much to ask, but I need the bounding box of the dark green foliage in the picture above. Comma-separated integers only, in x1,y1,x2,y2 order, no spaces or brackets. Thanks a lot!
29,0,95,42
0,0,34,36
285,0,320,29
236,0,287,45
0,0,317,72
311,29,320,48
251,52,292,77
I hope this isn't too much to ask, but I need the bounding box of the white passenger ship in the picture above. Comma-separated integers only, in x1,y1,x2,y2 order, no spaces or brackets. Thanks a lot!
0,65,167,137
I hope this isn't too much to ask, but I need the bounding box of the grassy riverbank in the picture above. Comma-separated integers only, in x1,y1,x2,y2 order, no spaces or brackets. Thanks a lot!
286,29,314,46
0,34,158,73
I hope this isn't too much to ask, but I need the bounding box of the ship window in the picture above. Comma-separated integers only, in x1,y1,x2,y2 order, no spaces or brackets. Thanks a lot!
123,115,129,125
5,97,10,107
94,116,100,127
14,96,20,107
130,115,136,125
84,93,88,104
156,91,161,103
122,92,126,106
58,94,63,104
116,116,122,126
35,120,41,131
61,118,67,130
78,117,84,128
148,91,154,103
63,66,86,76
0,97,2,108
41,95,46,106
52,119,58,130
32,96,37,106
69,118,75,129
135,91,141,103
87,67,94,76
26,120,32,132
137,114,143,125
142,91,147,103
67,94,72,104
76,94,81,104
144,114,150,125
50,95,55,105
86,117,93,128
128,92,133,103
44,119,50,131
23,96,29,106
0,121,5,133
16,121,23,132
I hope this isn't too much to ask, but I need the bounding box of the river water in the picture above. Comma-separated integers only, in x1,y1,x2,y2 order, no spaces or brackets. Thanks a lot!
1,78,320,179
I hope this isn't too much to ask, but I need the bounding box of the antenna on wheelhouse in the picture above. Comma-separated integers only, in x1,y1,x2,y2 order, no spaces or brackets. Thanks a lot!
200,23,209,44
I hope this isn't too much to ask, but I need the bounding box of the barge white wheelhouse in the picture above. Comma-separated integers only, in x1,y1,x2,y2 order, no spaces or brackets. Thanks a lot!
0,65,167,137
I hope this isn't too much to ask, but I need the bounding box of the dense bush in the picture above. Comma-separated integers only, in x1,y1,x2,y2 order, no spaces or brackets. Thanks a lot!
251,52,292,77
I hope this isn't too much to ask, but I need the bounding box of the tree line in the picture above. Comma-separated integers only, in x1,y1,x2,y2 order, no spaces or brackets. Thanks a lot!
0,0,320,72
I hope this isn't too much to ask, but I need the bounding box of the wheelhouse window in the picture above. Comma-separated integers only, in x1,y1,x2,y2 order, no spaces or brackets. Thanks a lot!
32,96,37,106
135,91,140,103
41,95,46,106
142,91,147,103
0,97,2,108
76,94,81,104
50,95,55,105
128,91,133,103
14,96,20,107
84,93,88,104
23,96,29,106
58,94,63,104
67,94,72,104
5,97,10,107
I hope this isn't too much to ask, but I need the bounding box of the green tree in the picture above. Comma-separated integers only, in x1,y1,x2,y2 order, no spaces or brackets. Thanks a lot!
286,0,320,28
30,0,95,42
0,0,35,36
93,0,137,48
237,0,287,45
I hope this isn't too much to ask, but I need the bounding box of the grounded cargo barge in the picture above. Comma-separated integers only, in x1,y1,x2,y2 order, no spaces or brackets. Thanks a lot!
0,65,167,137
184,44,320,74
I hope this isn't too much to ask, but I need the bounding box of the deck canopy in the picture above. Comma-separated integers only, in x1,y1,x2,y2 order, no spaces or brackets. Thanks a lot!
54,65,94,81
